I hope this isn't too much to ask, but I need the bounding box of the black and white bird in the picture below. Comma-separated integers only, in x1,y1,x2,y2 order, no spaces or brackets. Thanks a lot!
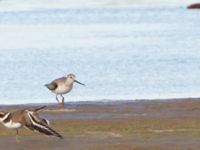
0,106,63,142
45,73,85,107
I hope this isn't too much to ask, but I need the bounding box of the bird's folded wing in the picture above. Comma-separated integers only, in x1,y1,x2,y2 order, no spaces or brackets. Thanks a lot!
45,82,57,90
25,112,63,139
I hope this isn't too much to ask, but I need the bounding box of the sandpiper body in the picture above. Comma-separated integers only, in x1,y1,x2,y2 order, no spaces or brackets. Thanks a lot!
45,73,85,107
50,77,73,94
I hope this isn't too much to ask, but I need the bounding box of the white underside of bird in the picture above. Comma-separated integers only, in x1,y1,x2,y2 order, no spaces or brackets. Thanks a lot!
3,120,21,129
53,84,72,94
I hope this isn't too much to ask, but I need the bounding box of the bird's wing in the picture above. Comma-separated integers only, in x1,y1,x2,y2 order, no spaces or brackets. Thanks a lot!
45,77,67,90
23,112,34,130
45,82,57,91
52,77,67,85
31,111,50,126
25,111,63,139
53,77,66,83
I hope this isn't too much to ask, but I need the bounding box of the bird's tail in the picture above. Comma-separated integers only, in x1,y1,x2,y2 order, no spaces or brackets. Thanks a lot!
44,84,49,87
22,106,47,113
34,106,47,112
44,83,57,91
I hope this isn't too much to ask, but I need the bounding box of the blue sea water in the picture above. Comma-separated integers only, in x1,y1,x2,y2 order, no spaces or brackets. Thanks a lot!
0,5,200,104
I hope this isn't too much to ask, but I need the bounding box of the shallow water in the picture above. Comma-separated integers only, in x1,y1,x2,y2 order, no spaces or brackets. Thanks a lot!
0,5,200,104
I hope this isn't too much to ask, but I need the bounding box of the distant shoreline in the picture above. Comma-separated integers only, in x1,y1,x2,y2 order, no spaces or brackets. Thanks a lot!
0,1,185,12
1,97,200,107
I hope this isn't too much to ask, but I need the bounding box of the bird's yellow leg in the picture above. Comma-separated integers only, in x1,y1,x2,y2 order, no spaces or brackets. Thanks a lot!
56,94,61,105
60,95,65,108
16,129,20,143
56,95,64,108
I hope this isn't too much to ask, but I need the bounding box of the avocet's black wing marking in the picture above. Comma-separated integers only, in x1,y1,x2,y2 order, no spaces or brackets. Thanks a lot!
26,112,63,139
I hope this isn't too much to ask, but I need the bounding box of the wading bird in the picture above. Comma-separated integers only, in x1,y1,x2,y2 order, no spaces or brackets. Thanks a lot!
0,106,63,142
45,73,85,107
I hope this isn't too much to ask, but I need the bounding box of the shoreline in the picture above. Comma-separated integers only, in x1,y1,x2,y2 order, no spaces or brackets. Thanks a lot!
1,97,200,106
1,98,200,149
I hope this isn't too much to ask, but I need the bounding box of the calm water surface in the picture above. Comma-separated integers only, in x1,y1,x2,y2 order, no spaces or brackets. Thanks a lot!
0,5,200,104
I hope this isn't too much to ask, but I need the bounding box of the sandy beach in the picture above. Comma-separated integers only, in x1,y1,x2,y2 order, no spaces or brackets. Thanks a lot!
0,98,200,150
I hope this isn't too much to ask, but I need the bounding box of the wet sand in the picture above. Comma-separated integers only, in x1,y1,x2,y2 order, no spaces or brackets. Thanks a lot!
1,98,200,150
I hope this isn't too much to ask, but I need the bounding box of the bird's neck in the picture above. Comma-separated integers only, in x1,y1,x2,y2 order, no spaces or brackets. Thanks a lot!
65,79,74,86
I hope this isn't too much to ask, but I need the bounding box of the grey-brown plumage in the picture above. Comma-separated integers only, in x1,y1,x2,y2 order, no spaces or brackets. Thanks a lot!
0,106,63,142
45,81,58,91
45,74,85,107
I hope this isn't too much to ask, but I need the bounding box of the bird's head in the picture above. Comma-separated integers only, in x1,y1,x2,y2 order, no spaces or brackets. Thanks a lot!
66,73,85,86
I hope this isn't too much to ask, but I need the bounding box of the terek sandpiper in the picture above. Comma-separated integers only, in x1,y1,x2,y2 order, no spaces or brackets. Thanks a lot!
45,73,85,107
0,106,63,142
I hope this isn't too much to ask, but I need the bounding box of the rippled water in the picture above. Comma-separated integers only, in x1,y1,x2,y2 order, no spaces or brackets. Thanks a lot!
0,5,200,104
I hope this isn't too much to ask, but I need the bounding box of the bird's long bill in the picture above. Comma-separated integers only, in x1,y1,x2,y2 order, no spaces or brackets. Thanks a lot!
74,80,85,86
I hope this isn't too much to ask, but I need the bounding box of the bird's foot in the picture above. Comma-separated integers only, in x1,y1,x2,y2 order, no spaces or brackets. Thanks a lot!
16,136,20,143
